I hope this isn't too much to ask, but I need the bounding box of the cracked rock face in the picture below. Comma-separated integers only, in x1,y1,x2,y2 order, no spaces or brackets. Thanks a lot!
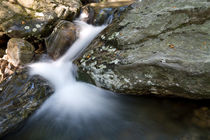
75,0,210,99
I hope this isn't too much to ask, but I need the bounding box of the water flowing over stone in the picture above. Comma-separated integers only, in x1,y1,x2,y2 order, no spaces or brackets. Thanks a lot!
45,20,79,60
1,3,210,139
0,9,106,138
80,0,134,25
22,21,120,138
76,0,210,99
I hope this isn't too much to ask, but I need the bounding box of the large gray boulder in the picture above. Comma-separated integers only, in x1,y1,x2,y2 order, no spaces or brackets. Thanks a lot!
76,0,210,99
0,68,54,137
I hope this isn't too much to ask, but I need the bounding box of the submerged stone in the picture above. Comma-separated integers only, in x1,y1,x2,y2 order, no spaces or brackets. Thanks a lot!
192,107,210,128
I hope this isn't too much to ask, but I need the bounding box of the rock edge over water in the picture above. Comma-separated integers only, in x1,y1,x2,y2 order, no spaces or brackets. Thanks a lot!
0,68,54,137
76,0,210,99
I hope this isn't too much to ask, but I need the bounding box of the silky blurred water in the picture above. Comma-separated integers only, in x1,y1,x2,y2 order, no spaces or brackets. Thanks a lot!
3,17,210,140
4,95,210,140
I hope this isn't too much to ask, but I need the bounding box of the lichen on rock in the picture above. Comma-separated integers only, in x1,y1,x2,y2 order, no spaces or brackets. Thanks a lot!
75,0,210,99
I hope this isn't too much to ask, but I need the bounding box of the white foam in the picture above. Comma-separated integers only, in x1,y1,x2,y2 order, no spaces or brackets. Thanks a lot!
29,20,114,119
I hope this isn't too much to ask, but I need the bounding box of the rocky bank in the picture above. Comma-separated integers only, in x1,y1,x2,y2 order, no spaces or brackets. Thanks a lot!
0,0,81,137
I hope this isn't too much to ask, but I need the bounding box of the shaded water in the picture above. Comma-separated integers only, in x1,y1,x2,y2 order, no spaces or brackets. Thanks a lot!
4,96,210,140
3,18,210,140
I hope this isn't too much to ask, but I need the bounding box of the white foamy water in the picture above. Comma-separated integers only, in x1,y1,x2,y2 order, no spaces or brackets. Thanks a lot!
29,20,114,118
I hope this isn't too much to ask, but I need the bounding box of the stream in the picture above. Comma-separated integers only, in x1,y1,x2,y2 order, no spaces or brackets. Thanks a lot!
3,15,210,140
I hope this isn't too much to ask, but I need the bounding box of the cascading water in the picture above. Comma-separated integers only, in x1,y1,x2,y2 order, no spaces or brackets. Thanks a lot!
29,20,116,119
4,15,210,140
8,20,129,140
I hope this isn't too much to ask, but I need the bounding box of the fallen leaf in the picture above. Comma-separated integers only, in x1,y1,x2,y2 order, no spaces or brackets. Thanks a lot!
169,44,175,48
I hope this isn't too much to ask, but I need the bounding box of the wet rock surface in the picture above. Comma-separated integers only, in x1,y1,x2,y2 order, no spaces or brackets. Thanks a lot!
45,20,78,60
0,68,54,137
0,0,82,82
76,0,210,99
0,0,81,40
80,0,134,25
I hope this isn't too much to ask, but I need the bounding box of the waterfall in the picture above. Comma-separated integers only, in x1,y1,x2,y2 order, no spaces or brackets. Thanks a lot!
3,2,209,140
29,20,114,118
